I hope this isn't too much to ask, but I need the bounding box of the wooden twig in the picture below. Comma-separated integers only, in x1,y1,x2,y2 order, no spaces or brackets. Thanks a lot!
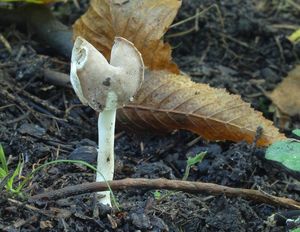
43,69,71,88
29,178,300,209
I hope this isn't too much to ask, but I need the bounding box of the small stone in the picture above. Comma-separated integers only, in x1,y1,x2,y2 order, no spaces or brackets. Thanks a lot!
150,215,169,232
130,212,151,230
68,146,97,163
18,123,46,137
132,161,175,179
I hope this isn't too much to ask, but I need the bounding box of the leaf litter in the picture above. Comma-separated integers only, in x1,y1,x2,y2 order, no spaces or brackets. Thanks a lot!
74,0,286,146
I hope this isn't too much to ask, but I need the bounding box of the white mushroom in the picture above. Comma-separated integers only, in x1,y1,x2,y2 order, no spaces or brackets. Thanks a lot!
70,36,144,206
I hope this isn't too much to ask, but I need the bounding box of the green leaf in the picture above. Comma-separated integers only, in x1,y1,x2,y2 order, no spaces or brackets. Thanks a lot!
6,158,23,192
289,28,300,44
293,129,300,137
187,152,206,166
265,140,300,172
0,144,8,174
0,167,7,179
183,152,206,181
153,190,161,200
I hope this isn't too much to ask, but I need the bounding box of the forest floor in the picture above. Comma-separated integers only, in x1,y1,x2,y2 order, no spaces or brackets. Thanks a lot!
0,0,300,231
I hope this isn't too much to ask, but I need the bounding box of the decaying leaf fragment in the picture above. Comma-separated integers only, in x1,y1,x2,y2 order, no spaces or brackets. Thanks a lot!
73,0,286,146
270,65,300,117
117,71,285,147
73,0,180,73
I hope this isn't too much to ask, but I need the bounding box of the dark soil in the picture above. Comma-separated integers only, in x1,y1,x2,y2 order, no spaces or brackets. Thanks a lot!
0,0,300,231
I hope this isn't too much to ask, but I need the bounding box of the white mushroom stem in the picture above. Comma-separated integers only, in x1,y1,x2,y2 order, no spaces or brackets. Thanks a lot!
96,92,117,206
96,109,115,205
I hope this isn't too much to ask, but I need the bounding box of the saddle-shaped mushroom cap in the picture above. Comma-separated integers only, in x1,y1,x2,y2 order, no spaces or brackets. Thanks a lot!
70,36,144,112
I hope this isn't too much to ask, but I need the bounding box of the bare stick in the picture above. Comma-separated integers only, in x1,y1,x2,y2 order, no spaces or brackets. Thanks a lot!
44,69,71,88
29,178,300,209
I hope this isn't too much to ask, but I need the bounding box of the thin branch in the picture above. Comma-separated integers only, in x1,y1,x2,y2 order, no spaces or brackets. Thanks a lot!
29,178,300,209
43,69,71,88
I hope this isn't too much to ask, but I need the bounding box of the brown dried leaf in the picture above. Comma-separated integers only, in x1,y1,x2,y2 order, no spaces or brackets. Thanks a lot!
118,71,286,146
74,0,285,146
73,0,180,73
270,65,300,117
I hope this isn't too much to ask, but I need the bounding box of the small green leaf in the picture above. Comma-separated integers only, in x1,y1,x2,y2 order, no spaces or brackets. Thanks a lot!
289,28,300,44
153,190,161,200
293,129,300,137
183,152,206,181
6,159,23,192
0,167,7,179
0,145,8,174
265,140,300,172
187,152,206,166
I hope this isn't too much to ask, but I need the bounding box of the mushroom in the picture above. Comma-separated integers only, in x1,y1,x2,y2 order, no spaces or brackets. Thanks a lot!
70,36,144,206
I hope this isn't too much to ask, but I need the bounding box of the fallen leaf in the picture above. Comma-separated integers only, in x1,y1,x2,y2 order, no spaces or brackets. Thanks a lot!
270,65,300,117
266,138,300,179
73,0,180,73
117,70,285,146
73,0,285,146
